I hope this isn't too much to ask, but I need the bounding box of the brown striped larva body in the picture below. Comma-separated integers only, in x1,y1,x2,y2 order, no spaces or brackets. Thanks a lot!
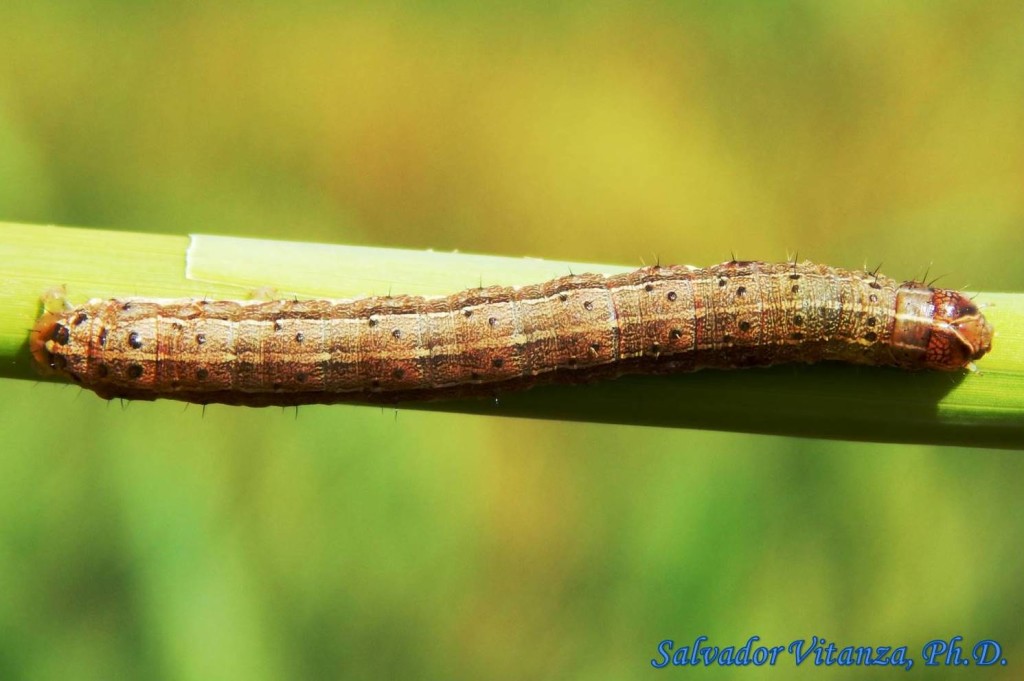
31,261,993,407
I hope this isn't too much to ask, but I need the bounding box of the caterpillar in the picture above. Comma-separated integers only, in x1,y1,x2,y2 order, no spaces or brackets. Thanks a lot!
30,260,993,407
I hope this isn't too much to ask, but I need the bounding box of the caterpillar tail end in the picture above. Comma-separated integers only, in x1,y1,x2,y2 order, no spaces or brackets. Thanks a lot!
30,286,70,376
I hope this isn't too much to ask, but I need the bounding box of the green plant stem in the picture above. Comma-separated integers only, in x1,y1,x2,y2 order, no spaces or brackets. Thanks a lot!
2,221,1021,448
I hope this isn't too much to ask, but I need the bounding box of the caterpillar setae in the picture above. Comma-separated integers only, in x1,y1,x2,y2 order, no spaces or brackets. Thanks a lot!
31,260,993,407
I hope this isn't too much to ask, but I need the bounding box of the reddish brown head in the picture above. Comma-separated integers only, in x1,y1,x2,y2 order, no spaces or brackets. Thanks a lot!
892,286,993,371
924,289,993,370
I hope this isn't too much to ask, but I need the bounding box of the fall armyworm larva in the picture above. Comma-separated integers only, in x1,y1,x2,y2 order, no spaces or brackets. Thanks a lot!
31,260,993,407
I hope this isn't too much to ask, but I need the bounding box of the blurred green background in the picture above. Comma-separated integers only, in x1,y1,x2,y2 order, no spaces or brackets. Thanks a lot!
1,2,1023,679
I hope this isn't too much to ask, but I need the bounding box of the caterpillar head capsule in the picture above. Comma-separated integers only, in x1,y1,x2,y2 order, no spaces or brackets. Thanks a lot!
924,289,993,371
893,286,993,371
